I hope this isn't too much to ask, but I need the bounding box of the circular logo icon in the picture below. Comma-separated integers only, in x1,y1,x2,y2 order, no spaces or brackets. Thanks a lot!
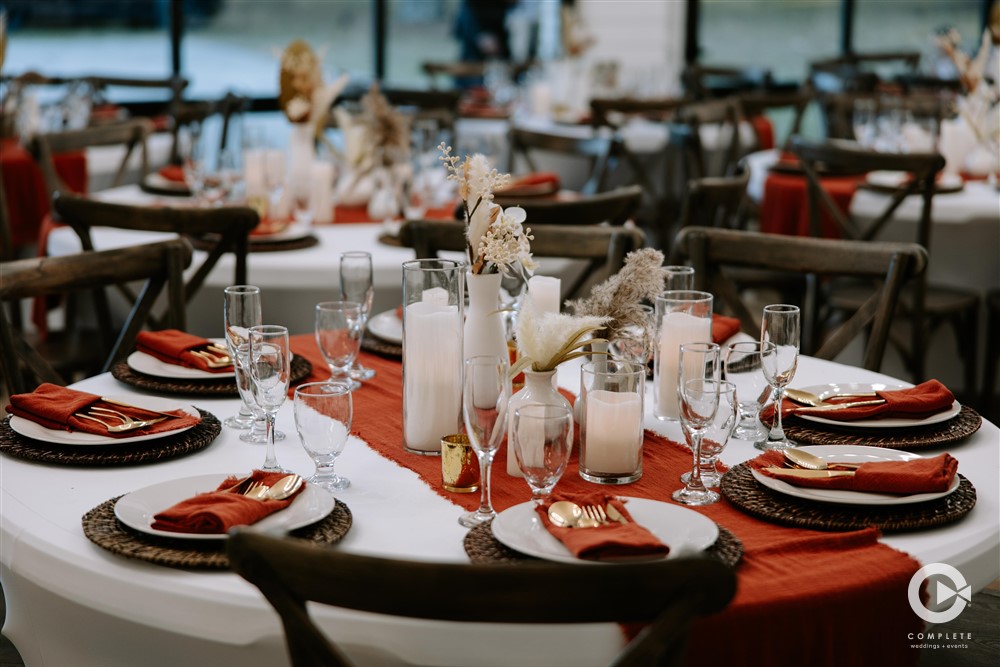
908,563,971,624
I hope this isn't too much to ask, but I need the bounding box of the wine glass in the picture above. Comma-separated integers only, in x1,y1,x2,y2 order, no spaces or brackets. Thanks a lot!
179,124,207,203
293,382,353,491
673,342,721,506
760,304,800,451
853,97,878,148
723,340,772,446
681,380,736,488
511,403,573,506
223,285,260,431
458,355,511,527
315,301,363,391
339,251,376,382
248,325,291,472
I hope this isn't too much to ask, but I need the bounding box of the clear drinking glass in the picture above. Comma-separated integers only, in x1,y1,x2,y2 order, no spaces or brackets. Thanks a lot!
664,265,695,290
609,303,653,369
315,301,363,391
179,124,207,203
853,98,878,148
723,340,772,446
339,251,376,382
673,342,721,506
760,304,800,451
223,285,261,431
248,325,291,472
681,380,736,488
293,382,353,491
511,404,573,506
458,355,511,527
653,290,713,422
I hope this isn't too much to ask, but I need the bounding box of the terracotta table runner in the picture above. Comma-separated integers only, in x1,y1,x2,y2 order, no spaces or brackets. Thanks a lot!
290,334,924,667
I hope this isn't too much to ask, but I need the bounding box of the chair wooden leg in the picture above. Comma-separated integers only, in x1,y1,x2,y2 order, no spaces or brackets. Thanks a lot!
982,301,1000,411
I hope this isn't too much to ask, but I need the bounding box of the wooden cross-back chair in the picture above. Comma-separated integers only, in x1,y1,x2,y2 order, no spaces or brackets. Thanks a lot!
508,127,619,196
0,238,192,395
27,118,154,198
790,136,979,387
421,60,533,88
735,89,811,151
227,529,737,667
493,184,643,227
52,194,259,325
398,220,646,302
681,64,773,100
168,91,249,165
674,226,926,372
669,98,744,182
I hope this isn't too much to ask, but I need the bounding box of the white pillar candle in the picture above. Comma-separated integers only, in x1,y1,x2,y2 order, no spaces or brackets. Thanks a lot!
656,312,711,420
583,390,642,474
528,275,561,314
422,286,450,306
403,301,463,452
243,148,267,199
309,161,334,225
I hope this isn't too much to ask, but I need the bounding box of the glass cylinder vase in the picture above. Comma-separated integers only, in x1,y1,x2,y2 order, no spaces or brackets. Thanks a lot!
579,360,645,484
653,290,713,421
402,259,465,455
506,368,572,477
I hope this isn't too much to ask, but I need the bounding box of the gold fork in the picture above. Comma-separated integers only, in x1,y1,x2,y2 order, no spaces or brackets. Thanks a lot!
189,349,232,369
582,504,610,526
73,411,166,433
90,407,167,431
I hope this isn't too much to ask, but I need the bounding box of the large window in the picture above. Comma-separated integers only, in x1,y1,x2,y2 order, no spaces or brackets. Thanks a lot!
385,0,462,88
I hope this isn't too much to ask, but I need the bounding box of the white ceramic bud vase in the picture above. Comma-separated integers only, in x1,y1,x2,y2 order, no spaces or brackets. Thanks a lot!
464,272,508,362
287,123,316,206
506,368,573,477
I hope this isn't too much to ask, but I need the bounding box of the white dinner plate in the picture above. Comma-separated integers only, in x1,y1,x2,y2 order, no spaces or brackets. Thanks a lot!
251,221,312,243
795,382,960,429
368,308,402,344
866,170,963,192
8,395,199,446
114,474,335,541
750,445,961,506
491,497,719,564
126,338,232,380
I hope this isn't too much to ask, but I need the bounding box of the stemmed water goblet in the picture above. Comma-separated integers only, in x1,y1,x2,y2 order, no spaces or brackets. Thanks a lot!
511,403,573,507
315,301,363,391
760,304,800,450
724,340,772,447
248,325,291,472
458,355,511,527
339,251,376,382
681,380,736,488
293,382,353,492
673,342,721,506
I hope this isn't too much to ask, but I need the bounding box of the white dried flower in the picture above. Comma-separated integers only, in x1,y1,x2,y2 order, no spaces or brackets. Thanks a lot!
514,297,609,372
477,206,535,276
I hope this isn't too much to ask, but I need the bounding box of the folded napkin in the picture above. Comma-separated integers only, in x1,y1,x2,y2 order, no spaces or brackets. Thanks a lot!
751,449,958,494
135,330,233,373
536,491,670,561
496,172,561,198
5,383,200,438
767,379,955,423
151,470,306,534
711,314,741,344
158,164,187,183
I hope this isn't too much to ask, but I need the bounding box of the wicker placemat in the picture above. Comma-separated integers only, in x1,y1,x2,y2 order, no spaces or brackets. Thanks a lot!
82,496,352,570
139,178,191,197
0,409,221,466
464,521,743,568
362,335,402,359
110,354,313,396
720,462,976,532
780,405,982,450
187,234,320,253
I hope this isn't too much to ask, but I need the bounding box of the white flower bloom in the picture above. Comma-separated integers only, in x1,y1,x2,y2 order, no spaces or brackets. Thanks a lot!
515,297,608,371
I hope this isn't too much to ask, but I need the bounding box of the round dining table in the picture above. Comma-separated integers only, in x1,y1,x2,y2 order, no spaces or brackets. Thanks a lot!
1,350,997,667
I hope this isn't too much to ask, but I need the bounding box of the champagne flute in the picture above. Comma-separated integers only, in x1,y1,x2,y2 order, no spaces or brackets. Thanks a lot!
723,340,772,445
458,355,510,527
339,251,376,382
248,325,291,472
225,285,283,443
315,301,363,390
760,304,800,451
681,380,736,487
294,382,353,491
511,404,573,506
673,342,721,506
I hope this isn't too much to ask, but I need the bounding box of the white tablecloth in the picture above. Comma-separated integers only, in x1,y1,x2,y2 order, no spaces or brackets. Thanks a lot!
1,356,997,667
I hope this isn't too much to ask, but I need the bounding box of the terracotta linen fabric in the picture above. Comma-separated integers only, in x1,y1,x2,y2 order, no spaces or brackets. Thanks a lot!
151,470,305,534
320,202,456,225
765,379,955,422
288,334,925,667
5,382,201,438
535,491,670,560
495,172,561,198
751,449,959,494
711,314,741,343
760,166,864,238
158,164,186,182
749,115,775,151
135,329,234,373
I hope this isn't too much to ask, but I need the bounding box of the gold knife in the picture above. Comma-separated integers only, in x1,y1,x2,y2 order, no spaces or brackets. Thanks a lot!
762,467,856,478
799,399,885,412
101,397,180,419
605,503,629,525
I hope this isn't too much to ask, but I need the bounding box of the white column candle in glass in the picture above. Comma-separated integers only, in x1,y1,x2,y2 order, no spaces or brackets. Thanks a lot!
402,259,465,455
579,360,645,484
654,290,713,421
309,160,334,224
527,275,561,314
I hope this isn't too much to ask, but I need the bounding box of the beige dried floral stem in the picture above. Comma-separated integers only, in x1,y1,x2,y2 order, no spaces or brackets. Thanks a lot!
511,300,609,376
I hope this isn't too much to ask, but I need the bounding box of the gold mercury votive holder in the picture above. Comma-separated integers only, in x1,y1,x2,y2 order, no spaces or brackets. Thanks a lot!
441,434,480,493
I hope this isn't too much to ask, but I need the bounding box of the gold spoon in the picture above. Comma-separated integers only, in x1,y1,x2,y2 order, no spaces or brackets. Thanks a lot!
784,448,861,471
265,474,304,501
785,387,877,407
547,501,599,528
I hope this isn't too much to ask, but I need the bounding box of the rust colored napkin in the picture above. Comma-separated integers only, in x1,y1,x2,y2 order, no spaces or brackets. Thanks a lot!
151,470,306,534
750,449,958,494
158,164,186,183
535,491,670,561
5,383,200,438
766,379,955,422
711,314,741,344
135,329,233,373
496,172,561,198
